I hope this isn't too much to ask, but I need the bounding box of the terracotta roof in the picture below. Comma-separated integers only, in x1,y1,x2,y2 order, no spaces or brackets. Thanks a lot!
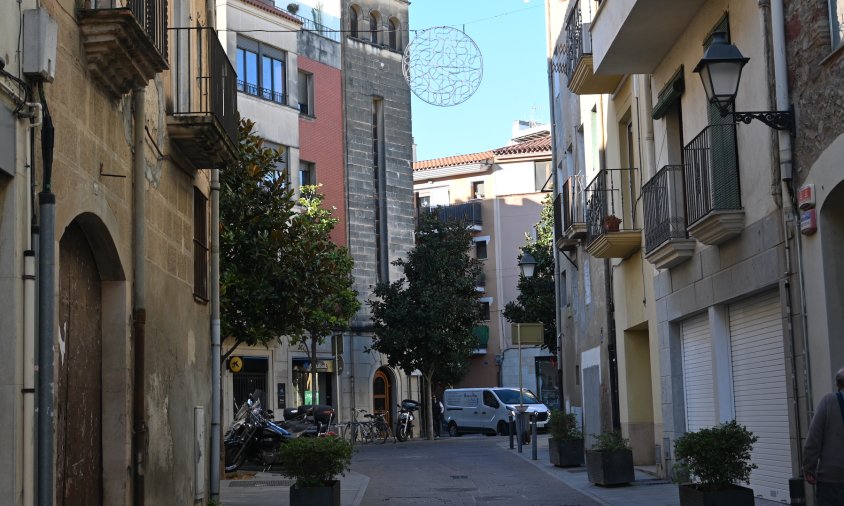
413,151,494,172
238,0,304,24
492,133,552,156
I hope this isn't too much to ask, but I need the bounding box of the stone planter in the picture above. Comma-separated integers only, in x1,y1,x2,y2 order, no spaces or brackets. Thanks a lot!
678,484,755,506
585,449,634,486
290,479,341,506
549,438,584,467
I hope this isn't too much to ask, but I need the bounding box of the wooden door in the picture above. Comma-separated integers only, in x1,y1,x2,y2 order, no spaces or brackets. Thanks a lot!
56,222,103,505
372,369,392,425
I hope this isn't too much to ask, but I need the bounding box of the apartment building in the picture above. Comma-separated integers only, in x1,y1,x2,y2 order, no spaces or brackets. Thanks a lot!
0,0,237,502
547,0,839,501
412,125,557,407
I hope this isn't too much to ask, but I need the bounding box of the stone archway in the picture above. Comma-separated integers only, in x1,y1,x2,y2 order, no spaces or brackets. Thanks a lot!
372,367,394,425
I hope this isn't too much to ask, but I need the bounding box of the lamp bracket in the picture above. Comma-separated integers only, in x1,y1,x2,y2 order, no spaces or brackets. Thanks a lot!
732,110,794,132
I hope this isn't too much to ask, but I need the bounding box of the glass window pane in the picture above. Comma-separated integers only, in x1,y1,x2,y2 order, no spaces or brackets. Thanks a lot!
262,56,272,97
274,59,284,96
245,50,258,87
236,48,245,90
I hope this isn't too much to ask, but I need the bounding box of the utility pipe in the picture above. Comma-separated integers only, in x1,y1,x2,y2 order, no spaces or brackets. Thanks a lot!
210,167,221,501
24,98,38,506
131,86,147,506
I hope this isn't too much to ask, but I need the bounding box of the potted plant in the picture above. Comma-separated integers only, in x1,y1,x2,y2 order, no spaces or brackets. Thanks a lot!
674,420,758,506
585,430,634,486
287,2,300,14
603,214,621,232
548,410,584,467
277,435,353,506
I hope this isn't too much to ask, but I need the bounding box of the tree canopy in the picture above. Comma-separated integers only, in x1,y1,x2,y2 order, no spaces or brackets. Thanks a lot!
368,212,483,439
502,194,557,354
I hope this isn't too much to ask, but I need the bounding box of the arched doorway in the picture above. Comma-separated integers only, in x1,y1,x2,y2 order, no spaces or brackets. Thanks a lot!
56,220,103,505
820,181,844,374
373,368,393,425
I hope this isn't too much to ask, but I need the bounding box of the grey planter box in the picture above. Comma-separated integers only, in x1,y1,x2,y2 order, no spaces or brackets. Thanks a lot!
549,438,584,467
585,449,634,486
678,484,755,506
290,479,341,506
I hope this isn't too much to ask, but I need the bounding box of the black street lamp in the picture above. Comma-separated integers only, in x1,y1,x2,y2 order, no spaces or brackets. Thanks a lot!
693,32,794,132
518,251,537,279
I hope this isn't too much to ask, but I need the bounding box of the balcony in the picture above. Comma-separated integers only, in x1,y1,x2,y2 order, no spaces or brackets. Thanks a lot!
237,80,287,106
166,27,239,169
472,326,489,355
421,202,483,231
642,165,695,269
555,177,586,252
563,0,622,95
584,168,641,258
78,0,168,98
590,0,707,75
683,123,744,245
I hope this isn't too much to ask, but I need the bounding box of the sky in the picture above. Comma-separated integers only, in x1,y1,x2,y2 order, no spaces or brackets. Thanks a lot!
409,0,550,162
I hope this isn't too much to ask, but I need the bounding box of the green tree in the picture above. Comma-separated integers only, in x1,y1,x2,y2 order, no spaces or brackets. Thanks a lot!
502,194,557,354
220,119,298,359
285,186,360,405
368,213,483,440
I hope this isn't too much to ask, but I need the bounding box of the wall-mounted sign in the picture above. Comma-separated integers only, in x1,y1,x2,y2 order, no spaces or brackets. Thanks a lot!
228,356,243,373
277,383,286,410
511,323,544,345
800,209,817,235
798,184,816,210
292,358,335,372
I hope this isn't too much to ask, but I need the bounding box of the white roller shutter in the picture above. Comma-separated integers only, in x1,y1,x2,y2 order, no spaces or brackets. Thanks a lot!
681,313,715,432
729,291,790,503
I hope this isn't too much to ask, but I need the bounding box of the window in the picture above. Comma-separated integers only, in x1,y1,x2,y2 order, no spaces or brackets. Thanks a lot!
480,301,491,321
475,240,488,260
832,0,844,49
299,161,315,187
472,180,485,199
236,39,286,105
373,98,386,283
350,5,359,38
193,188,208,301
534,161,551,192
298,71,313,116
370,12,379,44
264,141,290,187
483,391,499,408
388,18,399,50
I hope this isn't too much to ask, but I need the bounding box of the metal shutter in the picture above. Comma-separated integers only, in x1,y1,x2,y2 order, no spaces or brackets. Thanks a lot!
729,291,790,503
681,313,716,432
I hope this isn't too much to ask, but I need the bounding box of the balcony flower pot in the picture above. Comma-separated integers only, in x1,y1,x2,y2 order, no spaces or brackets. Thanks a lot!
585,431,634,486
277,435,353,506
674,420,758,506
603,215,621,232
548,410,584,467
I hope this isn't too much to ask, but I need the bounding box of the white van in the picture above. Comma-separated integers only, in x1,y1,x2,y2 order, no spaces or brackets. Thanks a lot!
443,387,550,437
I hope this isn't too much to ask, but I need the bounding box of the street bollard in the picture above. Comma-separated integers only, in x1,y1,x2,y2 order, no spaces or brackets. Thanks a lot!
508,413,514,449
516,413,523,453
531,413,537,460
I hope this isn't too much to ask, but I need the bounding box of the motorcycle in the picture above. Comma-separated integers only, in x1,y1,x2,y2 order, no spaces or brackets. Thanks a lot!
395,399,420,442
224,391,292,472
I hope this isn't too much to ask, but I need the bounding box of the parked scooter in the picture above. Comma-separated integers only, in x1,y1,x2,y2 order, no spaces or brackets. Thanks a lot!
224,391,291,472
395,399,420,442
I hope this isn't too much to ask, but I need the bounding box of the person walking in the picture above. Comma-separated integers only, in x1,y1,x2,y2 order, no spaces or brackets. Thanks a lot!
432,395,444,438
803,367,844,506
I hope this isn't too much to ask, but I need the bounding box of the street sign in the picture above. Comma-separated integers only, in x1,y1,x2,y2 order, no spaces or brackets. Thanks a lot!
228,356,243,373
511,323,543,345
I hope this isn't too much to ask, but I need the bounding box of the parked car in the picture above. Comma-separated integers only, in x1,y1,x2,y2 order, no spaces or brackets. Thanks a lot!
443,387,550,437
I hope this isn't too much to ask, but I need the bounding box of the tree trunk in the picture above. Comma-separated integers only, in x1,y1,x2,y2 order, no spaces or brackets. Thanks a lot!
424,371,434,440
310,336,318,406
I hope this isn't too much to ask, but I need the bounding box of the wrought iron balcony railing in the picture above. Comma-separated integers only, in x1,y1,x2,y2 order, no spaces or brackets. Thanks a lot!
237,80,287,105
584,168,638,244
563,0,585,85
683,122,741,226
301,18,340,42
169,26,238,147
562,175,586,232
642,165,688,253
417,202,483,228
84,0,168,60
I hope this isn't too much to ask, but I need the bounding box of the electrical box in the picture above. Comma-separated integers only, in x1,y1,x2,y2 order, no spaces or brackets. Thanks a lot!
23,9,58,82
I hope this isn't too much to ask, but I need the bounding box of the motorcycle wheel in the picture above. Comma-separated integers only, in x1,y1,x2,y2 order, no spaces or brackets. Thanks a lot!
395,423,408,442
224,440,246,473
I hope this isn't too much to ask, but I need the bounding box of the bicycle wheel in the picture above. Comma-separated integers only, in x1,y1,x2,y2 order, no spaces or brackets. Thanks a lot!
374,421,390,444
364,422,377,444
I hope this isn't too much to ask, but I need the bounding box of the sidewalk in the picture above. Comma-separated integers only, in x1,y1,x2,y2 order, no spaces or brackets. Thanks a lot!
502,433,785,506
220,470,369,506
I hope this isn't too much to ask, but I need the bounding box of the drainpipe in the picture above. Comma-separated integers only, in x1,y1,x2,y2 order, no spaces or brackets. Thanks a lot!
24,97,40,506
131,86,147,506
37,82,55,506
210,167,221,501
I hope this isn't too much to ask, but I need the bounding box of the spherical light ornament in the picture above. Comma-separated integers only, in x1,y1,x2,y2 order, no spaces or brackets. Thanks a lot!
402,26,483,107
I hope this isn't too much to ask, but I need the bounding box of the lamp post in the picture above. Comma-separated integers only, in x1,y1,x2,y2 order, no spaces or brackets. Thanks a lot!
693,32,794,132
515,252,537,450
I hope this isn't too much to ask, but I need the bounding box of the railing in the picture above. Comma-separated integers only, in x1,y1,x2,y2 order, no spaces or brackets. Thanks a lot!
418,202,482,228
169,26,238,146
563,0,584,84
301,18,340,42
683,123,741,226
237,79,287,105
562,175,586,231
642,165,688,253
584,168,638,244
553,192,564,241
85,0,168,61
